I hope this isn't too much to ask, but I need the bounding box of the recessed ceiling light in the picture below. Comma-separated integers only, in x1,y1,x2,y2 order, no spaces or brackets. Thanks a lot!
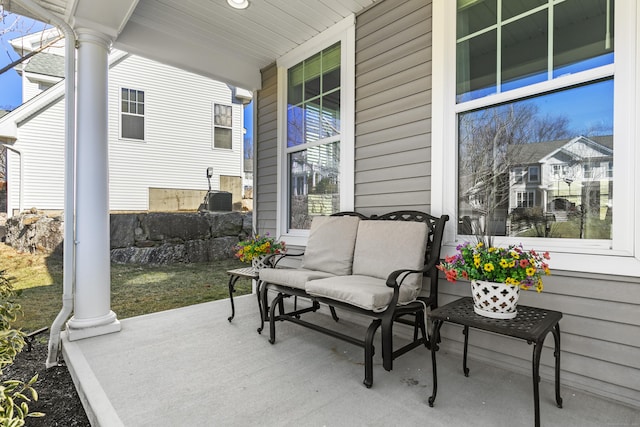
227,0,249,9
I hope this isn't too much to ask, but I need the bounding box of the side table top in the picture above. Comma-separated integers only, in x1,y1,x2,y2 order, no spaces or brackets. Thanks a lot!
429,297,562,342
226,266,260,279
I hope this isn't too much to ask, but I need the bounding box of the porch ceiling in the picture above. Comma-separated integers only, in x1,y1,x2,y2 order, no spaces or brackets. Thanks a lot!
4,0,380,90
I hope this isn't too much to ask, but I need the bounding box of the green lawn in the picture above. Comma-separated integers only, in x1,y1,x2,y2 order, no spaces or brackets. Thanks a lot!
0,244,249,331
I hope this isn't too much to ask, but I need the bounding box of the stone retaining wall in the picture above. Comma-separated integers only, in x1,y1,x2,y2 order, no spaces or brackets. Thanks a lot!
4,211,252,264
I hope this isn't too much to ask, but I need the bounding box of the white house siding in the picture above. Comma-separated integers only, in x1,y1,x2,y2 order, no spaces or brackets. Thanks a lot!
7,96,66,212
107,54,243,211
21,75,43,103
253,0,640,409
6,54,243,213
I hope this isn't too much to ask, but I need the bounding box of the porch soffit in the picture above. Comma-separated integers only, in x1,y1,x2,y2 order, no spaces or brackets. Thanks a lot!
4,0,380,90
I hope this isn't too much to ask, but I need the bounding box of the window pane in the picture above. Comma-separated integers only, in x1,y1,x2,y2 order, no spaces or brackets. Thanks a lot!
287,105,305,148
457,80,613,239
457,0,497,38
553,0,614,77
214,104,232,127
457,30,497,102
502,0,546,21
289,142,340,230
322,91,340,138
214,127,232,149
501,10,547,92
122,115,144,140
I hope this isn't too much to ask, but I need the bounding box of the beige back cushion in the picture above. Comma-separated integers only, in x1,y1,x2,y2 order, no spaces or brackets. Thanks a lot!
351,220,428,296
301,215,361,275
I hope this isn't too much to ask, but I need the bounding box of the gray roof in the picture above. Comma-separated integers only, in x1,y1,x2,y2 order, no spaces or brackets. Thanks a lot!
24,52,65,78
507,135,613,165
0,110,9,118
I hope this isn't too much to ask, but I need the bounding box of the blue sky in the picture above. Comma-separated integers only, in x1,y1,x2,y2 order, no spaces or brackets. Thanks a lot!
0,13,49,110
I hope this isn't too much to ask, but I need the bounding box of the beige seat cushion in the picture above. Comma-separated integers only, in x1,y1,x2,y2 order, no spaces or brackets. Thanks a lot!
300,215,361,276
259,268,335,290
351,220,428,300
305,275,418,311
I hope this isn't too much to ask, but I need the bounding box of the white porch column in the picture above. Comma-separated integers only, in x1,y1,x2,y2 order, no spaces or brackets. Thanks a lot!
66,28,120,341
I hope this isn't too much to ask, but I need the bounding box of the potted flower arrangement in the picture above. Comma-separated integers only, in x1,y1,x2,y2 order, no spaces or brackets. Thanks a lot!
437,241,551,319
234,232,286,269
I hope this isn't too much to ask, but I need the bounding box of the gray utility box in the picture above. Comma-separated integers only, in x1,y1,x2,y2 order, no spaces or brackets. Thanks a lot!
207,191,232,211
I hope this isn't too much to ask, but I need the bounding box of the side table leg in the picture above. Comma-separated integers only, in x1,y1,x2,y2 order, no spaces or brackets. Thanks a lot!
532,337,545,427
428,319,443,407
257,279,266,333
462,325,470,377
227,275,240,322
552,323,563,408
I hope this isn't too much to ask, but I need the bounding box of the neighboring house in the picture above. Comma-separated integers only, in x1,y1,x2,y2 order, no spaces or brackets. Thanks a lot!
461,135,614,238
507,136,613,238
0,29,250,215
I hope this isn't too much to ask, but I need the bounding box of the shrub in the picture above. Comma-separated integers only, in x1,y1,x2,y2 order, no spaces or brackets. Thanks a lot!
0,269,43,425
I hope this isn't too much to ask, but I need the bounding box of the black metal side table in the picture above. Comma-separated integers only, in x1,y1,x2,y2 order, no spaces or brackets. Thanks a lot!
226,266,260,322
428,297,563,427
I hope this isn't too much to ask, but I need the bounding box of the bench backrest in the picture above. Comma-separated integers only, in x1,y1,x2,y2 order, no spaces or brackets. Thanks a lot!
371,211,449,309
300,215,361,275
351,220,429,301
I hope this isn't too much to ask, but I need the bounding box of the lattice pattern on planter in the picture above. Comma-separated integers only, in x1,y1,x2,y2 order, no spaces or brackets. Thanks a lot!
470,280,520,319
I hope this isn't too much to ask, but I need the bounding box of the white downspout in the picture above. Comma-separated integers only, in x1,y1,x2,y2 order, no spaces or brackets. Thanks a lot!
0,144,22,215
13,0,77,368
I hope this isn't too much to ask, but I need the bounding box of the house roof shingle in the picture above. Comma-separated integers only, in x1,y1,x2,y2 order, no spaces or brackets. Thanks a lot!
24,52,65,78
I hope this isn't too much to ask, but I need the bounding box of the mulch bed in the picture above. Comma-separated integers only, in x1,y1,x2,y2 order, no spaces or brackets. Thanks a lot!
1,340,90,426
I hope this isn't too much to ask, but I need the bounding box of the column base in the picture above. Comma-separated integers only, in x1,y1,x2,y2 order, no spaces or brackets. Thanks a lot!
66,311,121,341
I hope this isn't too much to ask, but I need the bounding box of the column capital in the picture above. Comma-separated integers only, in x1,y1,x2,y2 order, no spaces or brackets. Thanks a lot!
75,28,113,50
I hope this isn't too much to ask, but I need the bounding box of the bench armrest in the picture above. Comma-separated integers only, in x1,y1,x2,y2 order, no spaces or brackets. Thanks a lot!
385,255,440,288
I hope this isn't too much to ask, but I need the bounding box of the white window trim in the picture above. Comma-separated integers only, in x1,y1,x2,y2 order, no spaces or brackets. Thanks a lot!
431,0,640,276
275,15,355,246
119,86,146,142
212,102,234,150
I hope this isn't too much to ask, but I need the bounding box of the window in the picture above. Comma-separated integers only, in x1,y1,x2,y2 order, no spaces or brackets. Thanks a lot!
455,0,614,240
432,0,639,274
121,88,144,140
277,17,355,238
517,191,535,208
213,104,233,149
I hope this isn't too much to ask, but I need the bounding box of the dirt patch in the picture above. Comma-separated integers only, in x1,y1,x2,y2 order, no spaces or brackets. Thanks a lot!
1,340,89,426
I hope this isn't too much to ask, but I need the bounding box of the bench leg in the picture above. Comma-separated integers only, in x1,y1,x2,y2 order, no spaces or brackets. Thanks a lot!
330,306,340,322
428,319,443,407
364,319,381,388
381,315,394,372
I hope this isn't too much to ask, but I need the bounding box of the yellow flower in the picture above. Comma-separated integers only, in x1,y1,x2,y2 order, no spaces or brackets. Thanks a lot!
526,267,536,276
484,263,495,272
488,247,496,253
509,260,516,268
499,258,509,268
476,242,484,248
510,251,520,260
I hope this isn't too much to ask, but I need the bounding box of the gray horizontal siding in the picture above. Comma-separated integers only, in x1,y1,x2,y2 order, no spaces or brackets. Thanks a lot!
255,63,278,236
354,0,432,213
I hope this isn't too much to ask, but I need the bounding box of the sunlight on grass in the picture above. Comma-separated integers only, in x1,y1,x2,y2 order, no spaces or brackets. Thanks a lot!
0,244,249,331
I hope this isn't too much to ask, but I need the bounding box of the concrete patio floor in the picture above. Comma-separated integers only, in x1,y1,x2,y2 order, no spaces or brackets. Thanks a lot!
61,294,640,426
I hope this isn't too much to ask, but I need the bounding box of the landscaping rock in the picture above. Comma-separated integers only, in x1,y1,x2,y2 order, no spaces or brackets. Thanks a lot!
142,212,210,242
110,213,138,249
4,212,63,254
